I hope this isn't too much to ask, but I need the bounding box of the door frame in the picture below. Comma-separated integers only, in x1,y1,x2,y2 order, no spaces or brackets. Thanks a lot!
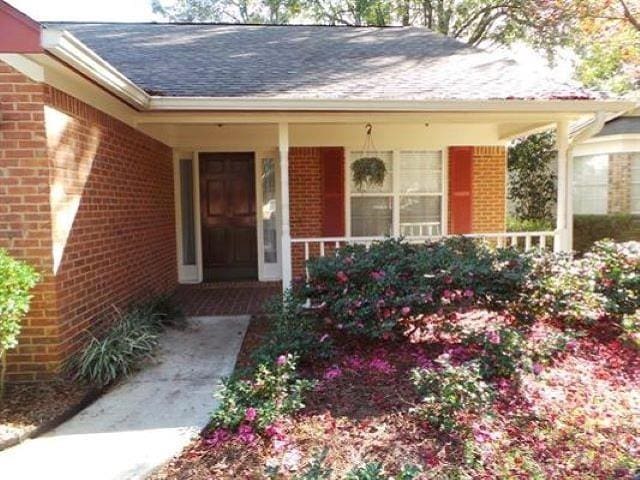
173,148,282,283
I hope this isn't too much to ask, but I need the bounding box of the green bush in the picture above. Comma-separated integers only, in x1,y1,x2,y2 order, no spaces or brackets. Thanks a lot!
411,357,493,434
0,249,39,396
573,214,640,252
302,237,533,339
70,296,183,387
211,353,314,432
252,293,333,365
467,326,530,379
507,216,554,232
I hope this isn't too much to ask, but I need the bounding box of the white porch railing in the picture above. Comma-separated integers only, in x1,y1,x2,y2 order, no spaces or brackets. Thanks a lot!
291,231,557,280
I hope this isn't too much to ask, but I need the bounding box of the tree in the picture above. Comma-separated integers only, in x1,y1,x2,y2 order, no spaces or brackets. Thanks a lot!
508,132,557,223
151,0,301,24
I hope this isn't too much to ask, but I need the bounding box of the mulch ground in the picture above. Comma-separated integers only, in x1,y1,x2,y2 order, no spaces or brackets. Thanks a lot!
0,379,93,449
152,316,640,480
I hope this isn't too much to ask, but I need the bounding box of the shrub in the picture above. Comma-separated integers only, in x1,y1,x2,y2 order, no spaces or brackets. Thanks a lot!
345,462,385,480
252,293,333,365
0,250,39,396
411,356,493,433
467,326,530,379
529,240,639,327
303,237,533,339
507,217,554,233
574,214,640,252
211,353,314,432
71,296,183,387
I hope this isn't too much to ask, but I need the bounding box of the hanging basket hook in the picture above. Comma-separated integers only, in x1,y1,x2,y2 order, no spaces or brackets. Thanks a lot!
365,123,373,136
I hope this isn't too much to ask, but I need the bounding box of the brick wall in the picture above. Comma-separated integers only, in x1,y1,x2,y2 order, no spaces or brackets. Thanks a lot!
0,60,177,380
608,153,632,214
0,62,62,381
46,88,176,362
471,146,507,232
289,147,324,279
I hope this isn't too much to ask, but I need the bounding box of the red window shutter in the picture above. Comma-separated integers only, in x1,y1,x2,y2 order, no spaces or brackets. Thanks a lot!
321,147,345,237
449,146,474,234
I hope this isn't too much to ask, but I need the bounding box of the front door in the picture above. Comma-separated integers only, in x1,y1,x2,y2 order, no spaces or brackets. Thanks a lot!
200,153,257,281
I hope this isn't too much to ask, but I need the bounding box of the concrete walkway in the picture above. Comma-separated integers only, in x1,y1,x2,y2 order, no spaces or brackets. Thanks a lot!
0,315,249,480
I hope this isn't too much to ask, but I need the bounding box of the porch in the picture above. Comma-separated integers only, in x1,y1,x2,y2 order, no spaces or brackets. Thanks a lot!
136,111,604,290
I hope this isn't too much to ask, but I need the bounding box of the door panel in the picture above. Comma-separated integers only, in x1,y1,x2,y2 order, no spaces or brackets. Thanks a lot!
200,153,257,281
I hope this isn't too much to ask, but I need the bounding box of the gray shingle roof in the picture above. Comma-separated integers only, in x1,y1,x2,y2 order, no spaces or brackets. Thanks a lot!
44,23,595,101
596,115,640,136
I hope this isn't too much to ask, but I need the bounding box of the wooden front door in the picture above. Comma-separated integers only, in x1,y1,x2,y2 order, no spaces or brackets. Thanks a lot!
199,153,257,281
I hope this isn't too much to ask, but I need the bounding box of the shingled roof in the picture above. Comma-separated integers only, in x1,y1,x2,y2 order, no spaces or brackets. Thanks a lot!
44,23,595,101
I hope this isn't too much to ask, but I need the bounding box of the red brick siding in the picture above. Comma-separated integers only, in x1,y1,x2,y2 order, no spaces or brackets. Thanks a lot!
289,147,324,279
46,88,176,362
0,61,61,381
471,146,506,232
0,59,177,380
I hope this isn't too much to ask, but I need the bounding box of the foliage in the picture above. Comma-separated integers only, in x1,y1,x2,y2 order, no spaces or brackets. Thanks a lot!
411,356,493,433
529,240,640,326
0,250,39,397
211,353,315,432
252,293,333,365
291,448,332,480
303,237,533,339
351,156,387,190
507,132,556,223
574,214,640,252
70,296,183,387
152,0,301,23
345,462,385,480
506,216,554,233
467,326,530,379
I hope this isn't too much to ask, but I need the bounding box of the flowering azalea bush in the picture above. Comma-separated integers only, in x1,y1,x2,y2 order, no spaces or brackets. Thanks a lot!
211,354,314,433
466,325,530,379
411,356,493,434
529,240,639,326
301,237,533,339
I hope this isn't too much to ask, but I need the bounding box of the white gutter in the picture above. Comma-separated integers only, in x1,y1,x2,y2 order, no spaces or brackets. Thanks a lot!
569,111,608,147
41,28,636,114
41,29,150,109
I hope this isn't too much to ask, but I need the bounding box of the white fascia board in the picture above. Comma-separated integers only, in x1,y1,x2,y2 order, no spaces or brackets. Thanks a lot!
41,29,150,109
147,96,634,113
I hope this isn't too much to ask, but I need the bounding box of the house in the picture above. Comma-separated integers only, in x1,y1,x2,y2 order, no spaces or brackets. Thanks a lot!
0,0,634,381
572,111,640,248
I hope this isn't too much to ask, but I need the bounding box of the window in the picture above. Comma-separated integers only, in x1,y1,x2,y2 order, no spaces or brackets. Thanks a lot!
631,153,640,214
573,154,609,214
179,158,196,265
261,158,278,263
349,150,443,237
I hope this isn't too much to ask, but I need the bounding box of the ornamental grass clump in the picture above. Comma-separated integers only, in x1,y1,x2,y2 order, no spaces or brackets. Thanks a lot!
71,296,183,387
211,353,314,433
0,249,39,397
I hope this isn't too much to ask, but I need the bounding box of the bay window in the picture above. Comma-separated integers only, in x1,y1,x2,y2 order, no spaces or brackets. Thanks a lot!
573,154,609,214
348,150,444,237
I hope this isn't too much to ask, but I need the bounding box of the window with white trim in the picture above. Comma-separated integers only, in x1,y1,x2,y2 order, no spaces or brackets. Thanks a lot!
573,154,609,214
630,153,640,214
348,150,443,237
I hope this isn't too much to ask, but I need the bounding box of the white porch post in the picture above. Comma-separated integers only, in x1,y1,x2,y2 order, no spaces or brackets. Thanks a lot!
279,122,292,291
555,119,571,252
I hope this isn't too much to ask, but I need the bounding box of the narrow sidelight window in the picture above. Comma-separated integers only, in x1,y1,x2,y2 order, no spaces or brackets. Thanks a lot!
180,158,196,265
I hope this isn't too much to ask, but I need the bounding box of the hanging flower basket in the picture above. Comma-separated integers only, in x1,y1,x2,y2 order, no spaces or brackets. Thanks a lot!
351,156,387,189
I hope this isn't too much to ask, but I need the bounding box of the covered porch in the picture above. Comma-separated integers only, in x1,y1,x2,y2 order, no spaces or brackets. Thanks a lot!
137,108,609,290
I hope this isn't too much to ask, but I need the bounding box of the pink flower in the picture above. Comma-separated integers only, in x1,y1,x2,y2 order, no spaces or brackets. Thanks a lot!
323,365,343,380
442,289,453,300
370,270,386,281
463,288,474,298
401,306,411,316
265,423,286,440
237,424,257,444
444,275,453,284
533,363,543,375
244,407,257,422
276,354,288,366
336,271,349,283
204,428,231,447
486,330,501,345
344,355,365,370
368,358,396,374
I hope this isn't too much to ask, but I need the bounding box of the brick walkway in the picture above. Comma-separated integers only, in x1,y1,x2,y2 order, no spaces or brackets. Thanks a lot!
173,281,282,316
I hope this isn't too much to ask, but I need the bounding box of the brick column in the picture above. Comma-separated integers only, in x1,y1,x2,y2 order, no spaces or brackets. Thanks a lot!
608,153,631,214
